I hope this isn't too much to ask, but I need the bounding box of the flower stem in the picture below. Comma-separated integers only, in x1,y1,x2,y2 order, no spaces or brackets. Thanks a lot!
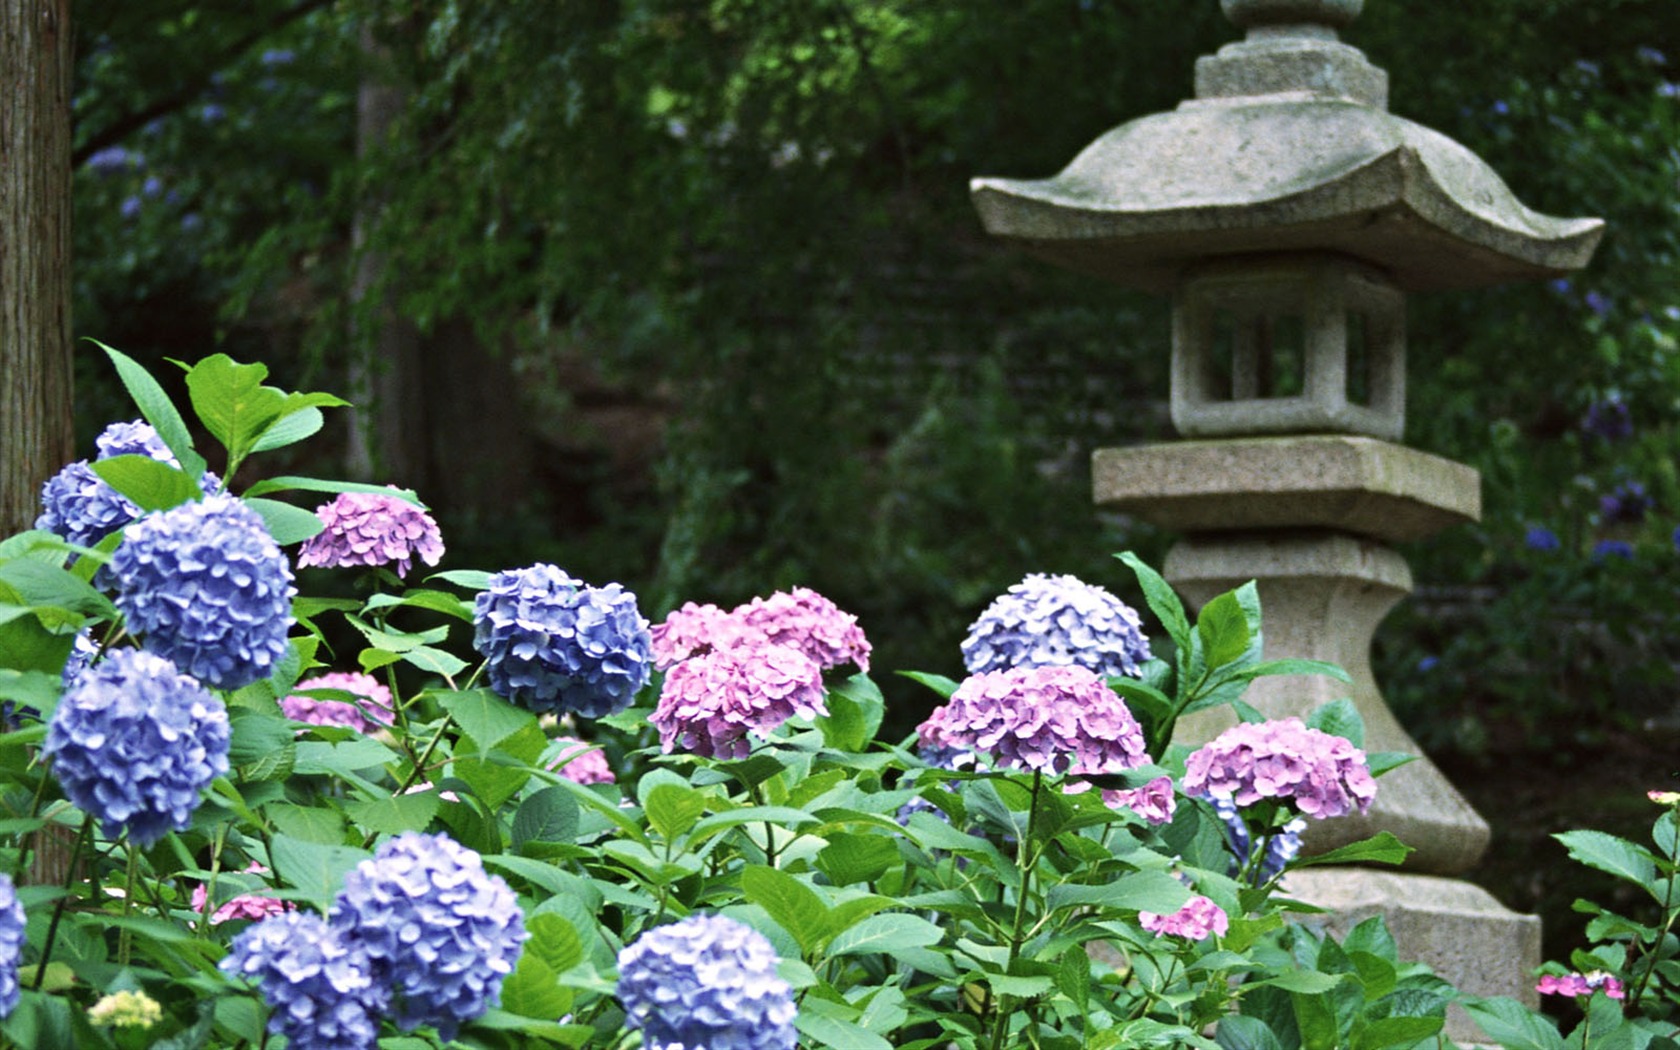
34,815,93,989
988,769,1043,1050
118,844,139,965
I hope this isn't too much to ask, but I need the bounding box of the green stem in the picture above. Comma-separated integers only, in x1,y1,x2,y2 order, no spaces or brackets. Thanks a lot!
988,769,1044,1050
34,815,93,989
11,770,54,884
118,845,139,965
1631,849,1680,1007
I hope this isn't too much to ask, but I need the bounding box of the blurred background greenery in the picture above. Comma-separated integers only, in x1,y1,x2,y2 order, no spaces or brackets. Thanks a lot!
67,0,1680,967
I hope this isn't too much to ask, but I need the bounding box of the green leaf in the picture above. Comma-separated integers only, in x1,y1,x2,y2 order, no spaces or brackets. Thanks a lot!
243,475,423,505
1196,589,1251,670
1352,1015,1441,1049
90,455,198,512
440,688,538,751
0,671,60,715
346,791,440,834
243,497,324,545
1056,946,1091,1013
526,912,585,973
1117,551,1190,652
823,674,885,750
1555,829,1658,890
742,866,828,955
815,833,900,887
513,786,581,850
827,913,945,956
896,670,961,699
500,953,572,1021
430,569,495,590
1291,832,1413,869
793,1013,893,1050
645,783,707,840
1304,697,1365,749
227,709,297,779
400,645,469,677
1216,1016,1285,1050
249,406,324,452
1223,658,1351,685
1366,752,1415,778
184,354,290,459
95,341,207,478
0,559,116,620
269,834,371,907
1460,996,1566,1050
1291,984,1342,1050
1047,871,1192,915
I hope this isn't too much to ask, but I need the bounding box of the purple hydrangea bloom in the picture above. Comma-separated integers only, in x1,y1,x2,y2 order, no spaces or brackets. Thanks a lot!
85,146,138,175
617,914,797,1050
1139,895,1228,941
1104,775,1176,825
918,665,1149,778
0,874,23,1018
650,601,751,669
282,672,395,732
221,911,388,1050
111,493,296,690
95,420,175,461
1211,795,1305,885
1183,718,1376,819
1524,526,1561,551
1594,539,1636,561
736,588,871,673
296,491,444,577
1537,971,1625,1000
44,648,230,845
1599,480,1651,524
548,737,614,784
329,832,526,1039
1582,397,1633,441
961,573,1151,679
652,642,827,759
1585,291,1612,316
472,564,653,718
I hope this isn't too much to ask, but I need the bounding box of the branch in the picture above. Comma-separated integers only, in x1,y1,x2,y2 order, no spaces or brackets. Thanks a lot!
72,0,335,167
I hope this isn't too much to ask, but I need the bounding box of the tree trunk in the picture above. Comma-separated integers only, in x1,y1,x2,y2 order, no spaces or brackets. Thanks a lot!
0,0,74,536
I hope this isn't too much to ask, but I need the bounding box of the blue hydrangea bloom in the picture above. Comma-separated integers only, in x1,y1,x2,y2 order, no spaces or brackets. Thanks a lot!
472,564,653,717
0,874,23,1019
35,460,145,549
111,493,295,690
617,914,797,1050
44,648,230,845
330,832,526,1040
95,419,175,461
1211,795,1304,886
221,911,388,1050
962,573,1152,679
1524,526,1561,552
1594,539,1636,561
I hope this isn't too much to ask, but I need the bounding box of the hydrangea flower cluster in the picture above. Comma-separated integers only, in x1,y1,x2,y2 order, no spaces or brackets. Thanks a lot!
1537,971,1625,1000
1139,895,1229,941
617,914,797,1050
282,672,396,732
1211,796,1305,885
44,648,230,845
297,491,444,577
1582,396,1633,441
549,737,615,784
329,832,527,1039
651,590,869,674
110,493,295,690
193,864,291,925
0,874,23,1019
1183,718,1376,819
652,643,827,759
960,573,1151,679
1524,525,1561,552
1599,479,1652,524
917,666,1149,777
35,420,187,549
473,564,653,718
735,587,871,673
87,989,164,1029
221,911,389,1050
1104,775,1176,826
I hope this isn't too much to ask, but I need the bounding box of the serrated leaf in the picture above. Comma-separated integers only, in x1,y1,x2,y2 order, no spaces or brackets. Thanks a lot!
243,497,324,545
1555,829,1658,890
1196,590,1251,670
1305,697,1365,749
439,688,537,751
1291,832,1412,869
96,341,207,478
742,866,828,955
184,354,289,458
90,455,198,512
346,791,440,834
1056,946,1091,1013
1117,551,1190,652
512,786,580,850
794,1013,893,1050
526,913,585,973
815,833,899,887
645,783,707,840
400,645,469,678
1460,996,1566,1050
501,953,571,1021
1045,870,1191,915
1224,658,1352,684
269,834,370,907
227,709,297,780
827,913,944,956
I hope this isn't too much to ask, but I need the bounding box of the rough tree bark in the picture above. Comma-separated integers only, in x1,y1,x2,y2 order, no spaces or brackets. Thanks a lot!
0,0,75,536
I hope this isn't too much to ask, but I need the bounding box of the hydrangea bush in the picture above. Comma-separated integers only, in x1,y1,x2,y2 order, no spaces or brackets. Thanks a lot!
0,347,1642,1048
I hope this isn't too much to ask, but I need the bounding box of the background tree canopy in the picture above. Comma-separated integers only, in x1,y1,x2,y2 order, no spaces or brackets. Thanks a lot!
66,0,1680,957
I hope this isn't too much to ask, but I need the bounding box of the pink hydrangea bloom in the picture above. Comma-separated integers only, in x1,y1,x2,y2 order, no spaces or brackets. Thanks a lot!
1104,776,1177,825
1537,972,1625,999
281,671,395,732
192,864,291,925
549,737,614,785
650,602,760,670
652,643,827,759
297,490,444,577
1140,895,1228,940
1182,717,1376,819
735,587,871,674
917,666,1149,777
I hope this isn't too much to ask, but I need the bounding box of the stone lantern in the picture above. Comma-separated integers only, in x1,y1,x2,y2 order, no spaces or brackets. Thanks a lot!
971,0,1602,1038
